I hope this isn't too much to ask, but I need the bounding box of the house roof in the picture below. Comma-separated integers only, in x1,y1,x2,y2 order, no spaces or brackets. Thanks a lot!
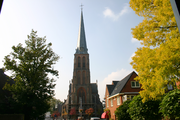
0,69,15,102
107,85,115,95
112,81,119,86
0,69,14,89
106,80,119,95
110,71,137,96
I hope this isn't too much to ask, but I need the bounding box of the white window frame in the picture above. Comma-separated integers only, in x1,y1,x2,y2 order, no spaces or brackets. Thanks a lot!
167,84,173,90
131,81,140,88
117,96,120,105
111,99,113,107
130,95,135,100
123,95,136,102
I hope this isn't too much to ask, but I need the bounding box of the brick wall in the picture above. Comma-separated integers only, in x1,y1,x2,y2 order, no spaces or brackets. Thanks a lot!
104,72,141,120
121,72,141,93
176,81,180,89
106,95,123,120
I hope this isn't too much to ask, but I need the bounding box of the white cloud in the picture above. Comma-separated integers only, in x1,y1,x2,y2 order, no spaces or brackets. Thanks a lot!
131,38,139,43
103,4,130,21
98,69,131,100
129,52,136,62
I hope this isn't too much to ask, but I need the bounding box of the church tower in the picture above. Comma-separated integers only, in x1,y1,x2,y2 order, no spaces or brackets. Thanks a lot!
62,10,103,119
71,10,92,104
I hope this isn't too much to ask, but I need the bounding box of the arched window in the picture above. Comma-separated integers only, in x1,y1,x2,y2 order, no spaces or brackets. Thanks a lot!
78,57,81,68
77,87,86,103
82,71,85,84
77,71,81,84
83,57,85,68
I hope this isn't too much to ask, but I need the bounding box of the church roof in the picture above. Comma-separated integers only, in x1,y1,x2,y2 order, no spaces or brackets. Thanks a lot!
91,83,98,94
75,11,88,54
110,71,137,96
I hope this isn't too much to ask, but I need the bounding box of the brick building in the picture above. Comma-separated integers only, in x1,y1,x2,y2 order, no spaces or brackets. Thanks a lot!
62,10,103,119
104,71,141,120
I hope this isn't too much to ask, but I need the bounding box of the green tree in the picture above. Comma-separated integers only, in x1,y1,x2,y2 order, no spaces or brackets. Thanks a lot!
104,108,111,119
49,97,63,114
159,89,180,120
115,100,131,120
129,0,180,102
128,95,161,120
3,30,59,120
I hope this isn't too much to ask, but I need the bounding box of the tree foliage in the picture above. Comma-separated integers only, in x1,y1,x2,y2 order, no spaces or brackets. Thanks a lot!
159,89,180,120
3,30,59,120
128,95,161,120
85,108,94,116
49,97,63,114
104,108,111,118
115,100,131,120
129,0,180,102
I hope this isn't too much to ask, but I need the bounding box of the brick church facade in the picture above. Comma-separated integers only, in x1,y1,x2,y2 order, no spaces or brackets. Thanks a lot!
62,10,103,119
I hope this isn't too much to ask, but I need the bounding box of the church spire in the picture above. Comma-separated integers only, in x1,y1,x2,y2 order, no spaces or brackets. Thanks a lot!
76,10,88,54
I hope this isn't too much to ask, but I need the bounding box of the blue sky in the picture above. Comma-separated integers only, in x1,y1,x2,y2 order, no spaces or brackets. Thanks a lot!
0,0,143,101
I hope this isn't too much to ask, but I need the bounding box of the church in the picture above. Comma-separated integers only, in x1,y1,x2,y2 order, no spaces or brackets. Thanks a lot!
61,10,103,119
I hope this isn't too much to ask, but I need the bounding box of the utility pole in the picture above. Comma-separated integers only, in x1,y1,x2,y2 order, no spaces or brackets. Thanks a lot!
170,0,180,33
0,0,3,14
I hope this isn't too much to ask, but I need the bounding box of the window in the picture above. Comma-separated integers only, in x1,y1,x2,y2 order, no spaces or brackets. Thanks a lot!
127,95,131,100
117,96,120,105
131,81,140,88
78,88,85,103
78,57,81,67
131,95,134,100
136,81,140,87
82,71,85,84
123,95,136,102
77,72,81,84
107,99,109,107
111,99,113,107
167,84,173,90
83,57,85,68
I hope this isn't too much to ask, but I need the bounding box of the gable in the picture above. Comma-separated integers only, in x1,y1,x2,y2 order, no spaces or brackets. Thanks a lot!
121,72,141,93
110,71,134,96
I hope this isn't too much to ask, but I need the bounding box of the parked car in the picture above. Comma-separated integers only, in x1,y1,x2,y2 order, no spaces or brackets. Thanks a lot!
90,117,100,120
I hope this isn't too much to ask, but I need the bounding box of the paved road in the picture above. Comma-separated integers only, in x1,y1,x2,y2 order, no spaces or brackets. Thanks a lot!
44,117,53,120
45,118,61,120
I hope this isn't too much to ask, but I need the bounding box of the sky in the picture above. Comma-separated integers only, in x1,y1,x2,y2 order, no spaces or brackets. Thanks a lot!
0,0,143,101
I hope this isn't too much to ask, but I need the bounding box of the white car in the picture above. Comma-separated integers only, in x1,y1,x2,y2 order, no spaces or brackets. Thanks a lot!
90,117,100,120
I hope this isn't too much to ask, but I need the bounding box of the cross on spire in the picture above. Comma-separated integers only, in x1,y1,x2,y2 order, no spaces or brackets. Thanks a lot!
80,3,84,11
